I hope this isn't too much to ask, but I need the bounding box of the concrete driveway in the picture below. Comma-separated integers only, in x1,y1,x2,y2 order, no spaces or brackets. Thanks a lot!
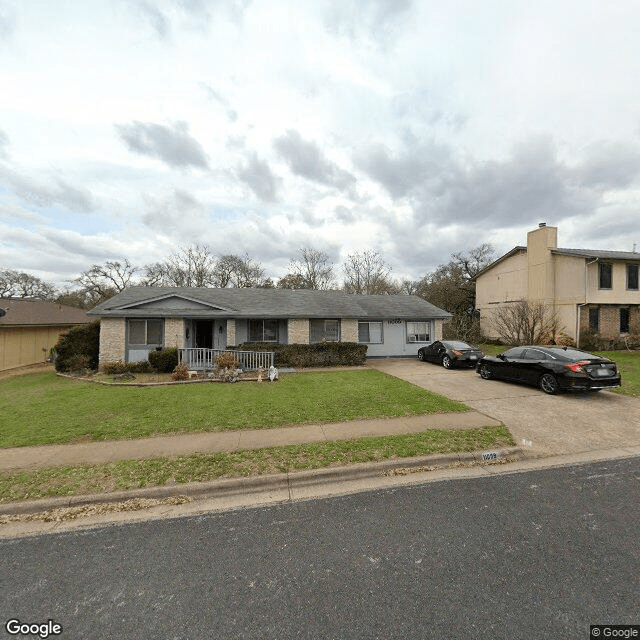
369,358,640,458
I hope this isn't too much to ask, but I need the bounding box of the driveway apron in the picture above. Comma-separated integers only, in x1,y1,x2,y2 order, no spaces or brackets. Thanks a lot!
369,359,640,458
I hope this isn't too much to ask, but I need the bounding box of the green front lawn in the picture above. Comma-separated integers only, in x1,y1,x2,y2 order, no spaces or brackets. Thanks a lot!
0,426,514,503
0,370,469,448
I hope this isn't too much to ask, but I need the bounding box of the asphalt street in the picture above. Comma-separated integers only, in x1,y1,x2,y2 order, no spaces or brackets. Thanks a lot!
2,457,639,640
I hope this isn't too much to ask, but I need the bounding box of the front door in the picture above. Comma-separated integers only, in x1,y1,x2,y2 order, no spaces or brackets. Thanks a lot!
194,320,213,349
213,320,227,350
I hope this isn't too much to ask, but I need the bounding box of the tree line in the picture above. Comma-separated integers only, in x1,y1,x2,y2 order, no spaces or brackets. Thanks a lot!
1,243,496,340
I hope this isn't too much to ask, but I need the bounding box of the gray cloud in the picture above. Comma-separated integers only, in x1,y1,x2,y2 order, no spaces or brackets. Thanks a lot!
354,138,454,199
142,188,205,231
572,141,640,190
115,120,209,169
438,138,594,227
134,1,170,39
323,0,413,42
274,129,356,191
200,83,238,122
0,127,9,160
0,167,97,213
237,152,279,202
0,2,15,43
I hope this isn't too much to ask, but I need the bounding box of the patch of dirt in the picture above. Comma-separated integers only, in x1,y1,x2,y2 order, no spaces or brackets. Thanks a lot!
0,363,52,380
0,495,193,524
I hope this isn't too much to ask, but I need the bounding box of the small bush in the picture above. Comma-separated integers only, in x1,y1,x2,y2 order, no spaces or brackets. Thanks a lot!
214,352,239,369
172,362,190,381
103,360,153,374
103,360,129,375
148,348,179,373
54,320,100,373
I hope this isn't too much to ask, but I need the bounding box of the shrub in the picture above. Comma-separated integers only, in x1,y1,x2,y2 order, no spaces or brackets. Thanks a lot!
237,342,367,368
214,351,239,369
103,360,128,375
172,362,190,381
103,360,153,374
148,348,179,373
54,320,100,373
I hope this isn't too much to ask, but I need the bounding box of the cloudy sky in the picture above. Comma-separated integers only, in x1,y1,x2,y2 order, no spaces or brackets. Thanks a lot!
1,0,640,289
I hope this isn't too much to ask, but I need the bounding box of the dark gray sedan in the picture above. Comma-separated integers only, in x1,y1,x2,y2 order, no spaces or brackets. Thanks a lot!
417,340,484,369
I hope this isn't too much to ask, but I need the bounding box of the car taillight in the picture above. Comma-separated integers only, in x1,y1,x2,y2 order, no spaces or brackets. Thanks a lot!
564,360,590,373
452,350,462,356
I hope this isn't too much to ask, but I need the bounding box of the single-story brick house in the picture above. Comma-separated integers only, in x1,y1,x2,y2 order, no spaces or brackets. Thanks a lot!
0,299,91,371
88,286,451,367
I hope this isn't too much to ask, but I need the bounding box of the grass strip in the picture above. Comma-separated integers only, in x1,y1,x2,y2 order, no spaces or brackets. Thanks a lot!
0,426,514,503
0,370,469,448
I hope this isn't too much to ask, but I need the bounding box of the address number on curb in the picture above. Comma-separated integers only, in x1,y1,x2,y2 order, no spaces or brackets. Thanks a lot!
482,452,499,461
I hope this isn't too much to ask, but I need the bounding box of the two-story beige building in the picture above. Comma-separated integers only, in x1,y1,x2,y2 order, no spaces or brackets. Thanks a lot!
476,224,640,346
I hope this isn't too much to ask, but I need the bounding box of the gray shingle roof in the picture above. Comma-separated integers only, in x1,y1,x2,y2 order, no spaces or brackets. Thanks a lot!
552,248,640,261
88,287,451,320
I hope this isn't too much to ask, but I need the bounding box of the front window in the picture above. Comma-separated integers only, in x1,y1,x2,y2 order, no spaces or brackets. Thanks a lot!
128,319,163,346
406,321,431,343
599,263,612,289
249,319,279,342
627,264,639,290
620,308,630,333
358,321,383,343
589,308,599,331
310,319,340,343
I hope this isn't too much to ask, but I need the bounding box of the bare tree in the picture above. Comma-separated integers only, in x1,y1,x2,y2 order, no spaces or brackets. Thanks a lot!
278,248,335,290
0,269,58,300
74,259,140,306
143,245,217,287
143,248,269,289
342,250,398,294
213,253,268,288
491,300,563,345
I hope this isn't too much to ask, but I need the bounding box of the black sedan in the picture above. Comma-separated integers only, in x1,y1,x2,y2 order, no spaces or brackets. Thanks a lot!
417,340,484,369
476,345,622,394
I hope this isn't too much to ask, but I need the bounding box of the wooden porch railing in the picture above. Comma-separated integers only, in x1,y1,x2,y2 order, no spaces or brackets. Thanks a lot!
178,348,275,371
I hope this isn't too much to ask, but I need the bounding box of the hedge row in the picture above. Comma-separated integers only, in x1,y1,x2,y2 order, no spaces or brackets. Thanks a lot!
236,342,367,368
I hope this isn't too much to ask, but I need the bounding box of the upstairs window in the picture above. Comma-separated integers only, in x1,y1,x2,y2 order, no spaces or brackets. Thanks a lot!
627,264,639,290
599,263,612,289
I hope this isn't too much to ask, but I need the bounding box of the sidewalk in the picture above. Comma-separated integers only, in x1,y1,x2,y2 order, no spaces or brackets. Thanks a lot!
0,411,502,472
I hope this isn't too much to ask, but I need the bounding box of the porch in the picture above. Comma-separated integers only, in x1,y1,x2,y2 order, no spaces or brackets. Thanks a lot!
178,348,275,371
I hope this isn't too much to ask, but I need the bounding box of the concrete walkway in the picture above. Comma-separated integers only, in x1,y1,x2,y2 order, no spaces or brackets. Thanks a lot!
0,411,502,472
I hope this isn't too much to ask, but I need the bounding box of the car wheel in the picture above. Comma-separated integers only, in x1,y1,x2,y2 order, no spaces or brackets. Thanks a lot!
539,373,559,395
442,355,452,369
479,364,493,380
418,351,425,361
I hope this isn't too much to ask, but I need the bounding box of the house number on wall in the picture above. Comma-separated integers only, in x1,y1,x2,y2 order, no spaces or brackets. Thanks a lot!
386,319,403,324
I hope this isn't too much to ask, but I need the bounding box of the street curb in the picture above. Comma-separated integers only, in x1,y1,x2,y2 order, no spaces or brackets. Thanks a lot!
0,447,523,516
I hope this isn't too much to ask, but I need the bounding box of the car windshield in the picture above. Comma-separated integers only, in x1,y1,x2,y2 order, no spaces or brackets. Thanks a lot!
443,341,471,349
